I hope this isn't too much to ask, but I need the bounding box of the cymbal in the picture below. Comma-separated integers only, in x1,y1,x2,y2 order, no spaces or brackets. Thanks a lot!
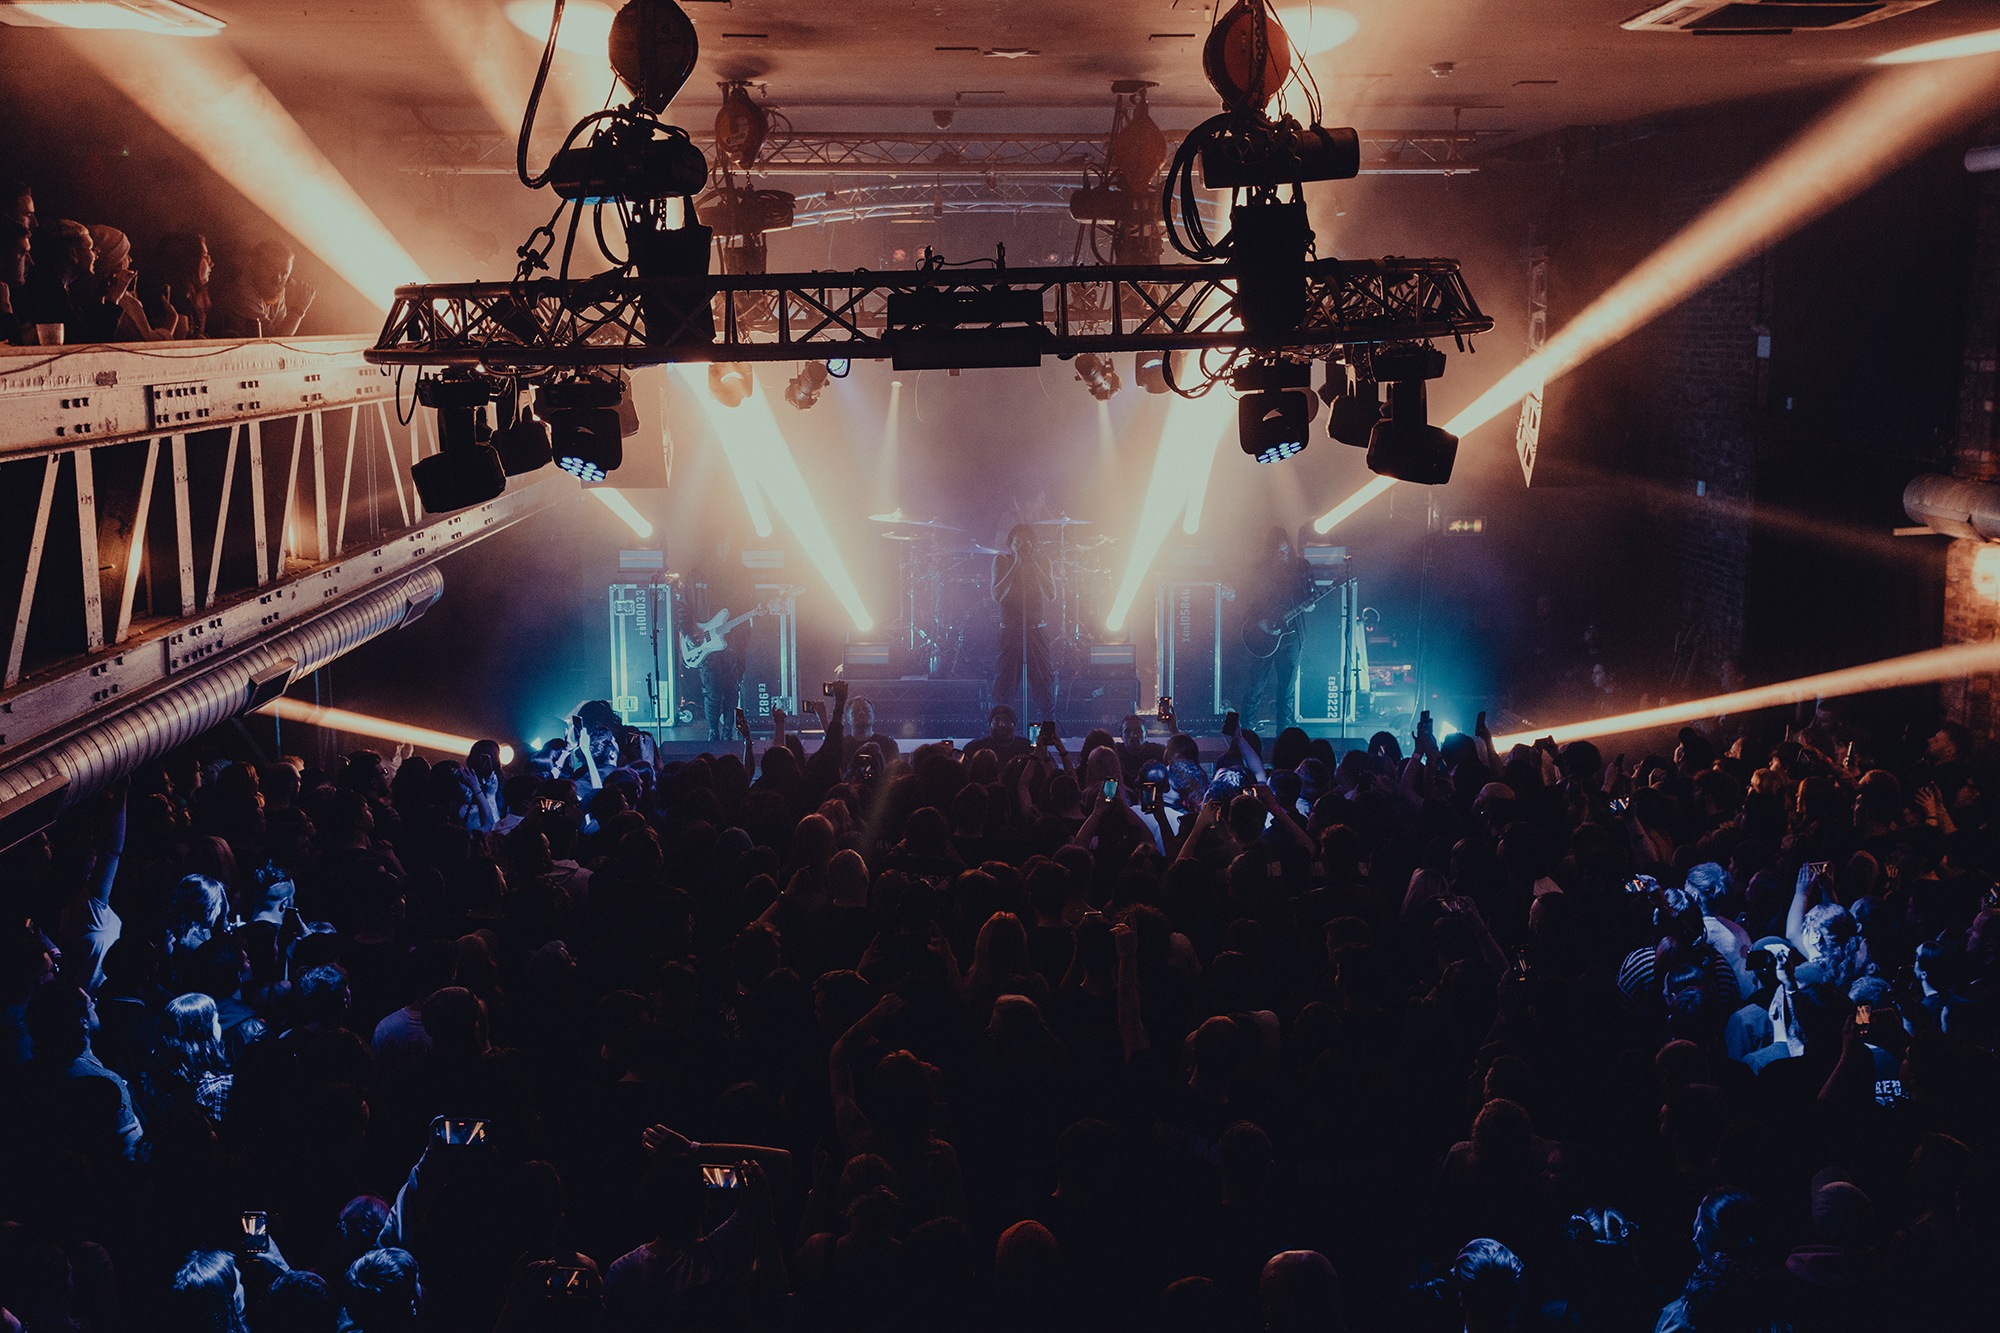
1032,514,1093,528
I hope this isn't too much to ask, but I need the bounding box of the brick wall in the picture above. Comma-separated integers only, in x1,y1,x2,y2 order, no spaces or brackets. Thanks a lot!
1941,537,2000,732
1646,183,1770,684
1942,168,2000,736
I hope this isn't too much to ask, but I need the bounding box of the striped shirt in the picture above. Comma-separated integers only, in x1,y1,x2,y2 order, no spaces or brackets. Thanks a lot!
1616,944,1738,1012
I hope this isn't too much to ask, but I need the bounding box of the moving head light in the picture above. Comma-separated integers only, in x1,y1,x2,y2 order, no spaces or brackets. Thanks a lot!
1201,122,1361,190
540,377,627,482
548,123,708,203
411,374,506,514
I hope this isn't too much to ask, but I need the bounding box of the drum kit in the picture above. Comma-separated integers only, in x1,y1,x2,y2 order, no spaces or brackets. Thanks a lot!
869,509,1119,679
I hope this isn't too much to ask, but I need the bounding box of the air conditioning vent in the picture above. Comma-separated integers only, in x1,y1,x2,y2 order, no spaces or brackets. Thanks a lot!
1623,1,1938,33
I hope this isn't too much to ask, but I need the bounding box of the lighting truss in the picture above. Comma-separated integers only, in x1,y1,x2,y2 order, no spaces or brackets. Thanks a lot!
366,256,1492,369
397,129,1491,178
788,180,1105,227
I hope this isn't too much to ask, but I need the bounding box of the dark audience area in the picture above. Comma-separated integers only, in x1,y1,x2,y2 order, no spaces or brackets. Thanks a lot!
3,684,1997,1331
1,177,314,349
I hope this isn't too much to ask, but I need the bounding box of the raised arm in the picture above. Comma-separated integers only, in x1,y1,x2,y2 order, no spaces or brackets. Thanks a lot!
91,777,128,906
1112,922,1148,1062
1255,782,1313,857
830,993,902,1154
1785,863,1819,955
1173,800,1226,867
1017,750,1046,821
803,687,848,795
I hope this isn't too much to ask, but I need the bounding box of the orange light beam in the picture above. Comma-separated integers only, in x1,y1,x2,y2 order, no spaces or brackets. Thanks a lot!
262,697,514,764
1314,48,2000,533
1491,641,2000,750
61,32,428,309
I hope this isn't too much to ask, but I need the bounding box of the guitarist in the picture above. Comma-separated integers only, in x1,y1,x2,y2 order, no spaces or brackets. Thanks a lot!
687,530,751,741
1235,525,1314,731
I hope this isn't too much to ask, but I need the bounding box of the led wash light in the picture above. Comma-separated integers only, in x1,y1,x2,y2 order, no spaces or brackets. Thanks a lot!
1491,642,2000,751
262,698,514,765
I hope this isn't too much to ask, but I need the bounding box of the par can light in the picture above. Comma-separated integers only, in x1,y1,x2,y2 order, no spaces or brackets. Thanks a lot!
1233,360,1314,464
540,377,627,482
785,361,831,410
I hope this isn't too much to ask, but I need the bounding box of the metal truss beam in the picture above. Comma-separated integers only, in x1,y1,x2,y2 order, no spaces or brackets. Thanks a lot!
0,339,577,769
789,180,1090,228
365,256,1492,369
0,475,566,772
0,336,396,462
401,129,1489,178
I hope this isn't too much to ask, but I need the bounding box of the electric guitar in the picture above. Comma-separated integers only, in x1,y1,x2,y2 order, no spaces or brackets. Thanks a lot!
679,601,777,669
1241,583,1340,659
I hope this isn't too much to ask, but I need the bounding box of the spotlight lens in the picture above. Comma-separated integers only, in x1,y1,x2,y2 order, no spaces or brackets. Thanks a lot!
826,359,851,377
1254,440,1308,465
559,457,609,483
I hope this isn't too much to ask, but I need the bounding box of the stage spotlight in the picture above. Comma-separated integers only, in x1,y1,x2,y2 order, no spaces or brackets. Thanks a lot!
826,358,851,378
1074,353,1121,401
1362,345,1454,484
491,406,553,476
785,361,831,410
709,362,753,408
410,375,506,514
1320,360,1380,446
715,80,771,169
1366,379,1457,484
1135,350,1172,394
541,377,626,482
1233,360,1313,464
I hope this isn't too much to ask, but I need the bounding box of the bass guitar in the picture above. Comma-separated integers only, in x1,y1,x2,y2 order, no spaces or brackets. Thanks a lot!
1241,583,1339,659
680,601,777,669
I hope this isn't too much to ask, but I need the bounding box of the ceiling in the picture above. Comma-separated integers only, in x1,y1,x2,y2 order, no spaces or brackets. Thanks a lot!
8,0,1998,144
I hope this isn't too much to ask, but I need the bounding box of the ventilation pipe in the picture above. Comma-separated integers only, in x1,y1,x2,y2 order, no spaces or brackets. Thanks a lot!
0,568,442,850
1903,473,2000,540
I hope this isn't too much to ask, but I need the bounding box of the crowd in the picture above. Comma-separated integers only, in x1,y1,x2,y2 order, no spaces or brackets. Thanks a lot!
1,178,315,348
2,683,1997,1332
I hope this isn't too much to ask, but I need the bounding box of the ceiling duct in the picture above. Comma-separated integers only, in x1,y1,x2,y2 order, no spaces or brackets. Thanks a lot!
1621,2,1938,34
0,569,442,838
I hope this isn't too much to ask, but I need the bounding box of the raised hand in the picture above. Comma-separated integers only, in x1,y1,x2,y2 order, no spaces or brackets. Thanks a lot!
641,1123,696,1157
